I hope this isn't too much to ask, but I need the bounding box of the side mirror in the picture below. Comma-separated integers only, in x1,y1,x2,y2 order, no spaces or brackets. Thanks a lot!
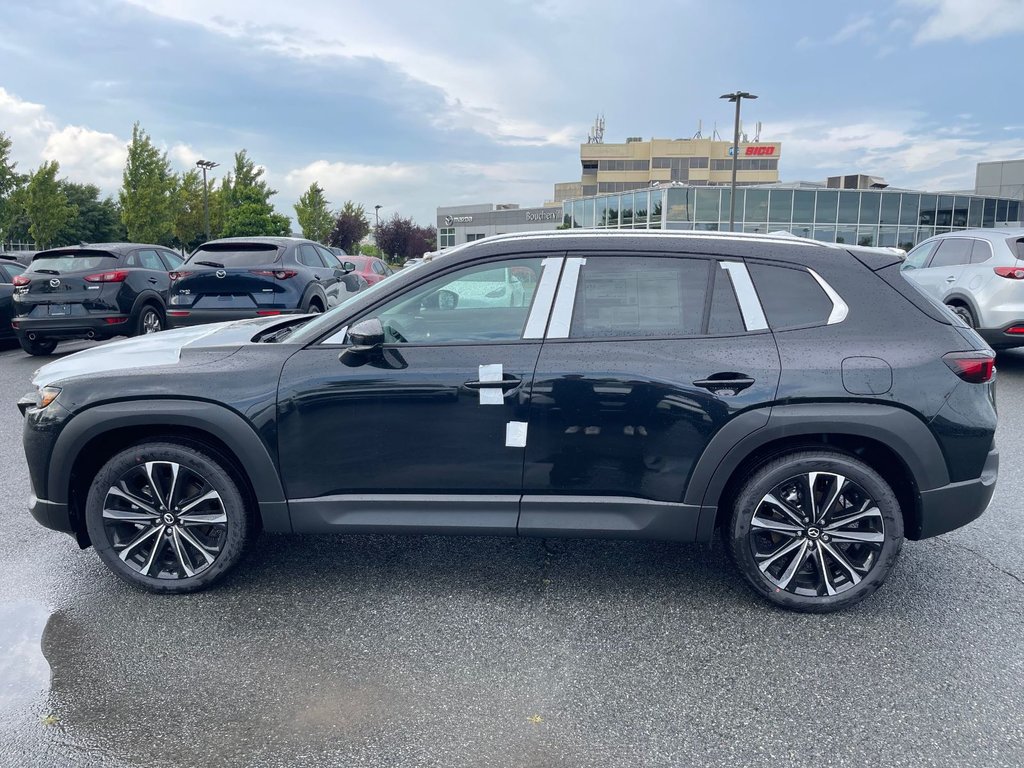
340,317,384,366
342,261,356,273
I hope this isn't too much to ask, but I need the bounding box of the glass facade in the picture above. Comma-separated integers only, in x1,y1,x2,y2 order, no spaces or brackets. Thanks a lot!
562,186,1022,249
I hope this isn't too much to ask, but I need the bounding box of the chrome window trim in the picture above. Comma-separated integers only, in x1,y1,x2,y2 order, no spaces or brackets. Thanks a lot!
523,257,565,339
807,268,849,325
546,257,587,338
719,261,769,331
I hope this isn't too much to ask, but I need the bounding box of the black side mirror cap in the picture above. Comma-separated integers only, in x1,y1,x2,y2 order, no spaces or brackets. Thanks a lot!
340,317,385,365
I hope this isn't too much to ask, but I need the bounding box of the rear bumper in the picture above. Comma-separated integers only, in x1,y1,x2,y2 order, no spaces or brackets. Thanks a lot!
915,444,998,538
167,308,301,328
978,323,1024,349
13,314,129,340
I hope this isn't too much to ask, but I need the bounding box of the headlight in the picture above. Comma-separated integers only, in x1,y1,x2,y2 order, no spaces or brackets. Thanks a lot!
37,386,61,409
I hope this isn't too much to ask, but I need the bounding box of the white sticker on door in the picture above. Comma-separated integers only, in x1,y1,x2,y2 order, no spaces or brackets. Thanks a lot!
478,363,503,382
505,421,528,448
479,388,504,406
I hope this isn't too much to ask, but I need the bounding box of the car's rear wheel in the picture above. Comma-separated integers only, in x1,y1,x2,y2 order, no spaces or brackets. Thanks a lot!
947,303,976,328
85,441,253,594
18,336,58,356
724,450,903,613
136,305,164,336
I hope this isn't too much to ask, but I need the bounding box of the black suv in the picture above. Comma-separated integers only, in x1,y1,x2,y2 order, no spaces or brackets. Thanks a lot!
11,243,183,355
166,237,360,327
20,231,998,612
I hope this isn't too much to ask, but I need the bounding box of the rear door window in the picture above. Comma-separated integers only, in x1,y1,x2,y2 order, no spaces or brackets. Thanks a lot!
298,244,327,268
928,239,973,268
748,263,834,330
568,256,709,339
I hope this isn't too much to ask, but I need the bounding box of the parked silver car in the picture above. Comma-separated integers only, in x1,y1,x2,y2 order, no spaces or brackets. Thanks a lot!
901,227,1024,349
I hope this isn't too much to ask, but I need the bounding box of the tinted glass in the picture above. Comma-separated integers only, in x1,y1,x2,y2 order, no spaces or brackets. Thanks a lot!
28,251,117,273
708,266,745,335
792,191,814,223
314,246,339,267
161,251,185,269
373,258,543,344
744,190,768,223
187,244,281,267
903,240,938,270
970,239,994,263
748,264,833,329
570,257,709,339
918,195,937,225
131,249,166,270
929,238,973,267
372,261,387,275
1,263,25,281
768,190,793,224
814,191,838,224
859,192,880,226
298,244,325,267
880,194,901,225
694,188,720,222
899,194,920,225
837,191,860,224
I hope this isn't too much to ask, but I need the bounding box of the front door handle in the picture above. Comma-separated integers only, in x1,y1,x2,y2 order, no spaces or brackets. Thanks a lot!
693,374,755,394
148,277,158,284
464,375,522,391
945,276,956,283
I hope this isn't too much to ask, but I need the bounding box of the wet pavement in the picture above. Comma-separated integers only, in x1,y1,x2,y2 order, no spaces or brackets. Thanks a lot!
1,339,1023,767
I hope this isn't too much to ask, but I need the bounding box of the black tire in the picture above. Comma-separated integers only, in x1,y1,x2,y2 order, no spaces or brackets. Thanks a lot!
947,303,975,328
724,450,903,613
134,304,165,336
303,295,324,314
18,336,58,356
84,440,254,594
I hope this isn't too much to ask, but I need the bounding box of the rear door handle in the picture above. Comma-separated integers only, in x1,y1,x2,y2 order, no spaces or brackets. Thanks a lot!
693,375,755,394
464,375,522,391
148,277,158,284
945,276,956,283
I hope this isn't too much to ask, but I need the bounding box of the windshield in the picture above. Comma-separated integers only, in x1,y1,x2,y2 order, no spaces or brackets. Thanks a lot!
28,252,118,273
186,245,282,267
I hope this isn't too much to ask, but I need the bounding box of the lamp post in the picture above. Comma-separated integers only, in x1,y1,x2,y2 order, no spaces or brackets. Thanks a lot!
719,91,757,232
196,159,219,241
374,204,382,228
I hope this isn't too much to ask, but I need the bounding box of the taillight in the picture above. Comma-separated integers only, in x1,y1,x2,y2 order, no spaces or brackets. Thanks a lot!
994,266,1024,279
249,270,298,280
1006,326,1024,335
84,269,129,283
943,352,996,383
168,271,191,281
12,275,29,286
256,310,282,316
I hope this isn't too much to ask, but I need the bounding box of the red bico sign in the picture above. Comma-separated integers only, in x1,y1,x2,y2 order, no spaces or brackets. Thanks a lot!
729,145,777,157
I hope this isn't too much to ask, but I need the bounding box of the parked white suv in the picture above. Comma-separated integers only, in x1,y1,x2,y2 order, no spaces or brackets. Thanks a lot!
901,228,1024,349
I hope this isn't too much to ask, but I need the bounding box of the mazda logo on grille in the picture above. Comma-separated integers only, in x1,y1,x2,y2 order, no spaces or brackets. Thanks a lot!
216,270,226,279
49,278,61,288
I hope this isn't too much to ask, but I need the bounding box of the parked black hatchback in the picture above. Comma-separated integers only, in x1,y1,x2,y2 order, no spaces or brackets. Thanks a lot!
166,236,360,327
20,231,998,612
11,243,183,355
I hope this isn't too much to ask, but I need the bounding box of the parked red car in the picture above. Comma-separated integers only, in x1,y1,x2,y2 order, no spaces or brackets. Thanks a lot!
348,254,394,285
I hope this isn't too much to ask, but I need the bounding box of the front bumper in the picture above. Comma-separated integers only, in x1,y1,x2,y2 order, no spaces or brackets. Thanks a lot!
916,443,999,538
29,493,74,535
166,307,301,328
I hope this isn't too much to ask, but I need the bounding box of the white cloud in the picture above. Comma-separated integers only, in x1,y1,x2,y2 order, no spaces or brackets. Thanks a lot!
906,0,1024,42
42,126,127,189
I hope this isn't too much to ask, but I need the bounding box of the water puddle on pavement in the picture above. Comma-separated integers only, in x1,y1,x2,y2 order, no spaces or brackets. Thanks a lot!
0,600,51,713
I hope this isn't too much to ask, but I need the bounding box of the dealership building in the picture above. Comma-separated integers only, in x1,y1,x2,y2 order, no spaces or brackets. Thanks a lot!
436,203,563,248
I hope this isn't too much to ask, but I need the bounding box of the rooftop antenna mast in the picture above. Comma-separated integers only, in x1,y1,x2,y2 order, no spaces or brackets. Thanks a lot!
586,114,605,144
754,121,762,142
692,120,703,139
712,122,722,141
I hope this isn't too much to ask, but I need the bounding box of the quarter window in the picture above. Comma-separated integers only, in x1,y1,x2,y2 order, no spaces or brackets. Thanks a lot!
748,263,835,330
568,257,709,339
969,239,993,264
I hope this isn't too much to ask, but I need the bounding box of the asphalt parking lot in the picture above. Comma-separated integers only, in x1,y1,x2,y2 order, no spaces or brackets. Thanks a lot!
1,339,1023,768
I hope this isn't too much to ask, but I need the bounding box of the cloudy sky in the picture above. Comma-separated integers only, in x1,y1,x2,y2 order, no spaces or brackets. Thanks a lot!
1,0,1022,226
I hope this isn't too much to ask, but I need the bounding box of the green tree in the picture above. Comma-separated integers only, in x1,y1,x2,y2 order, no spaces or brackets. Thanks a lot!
170,169,206,250
358,242,382,258
328,200,370,253
0,132,27,243
26,161,76,249
0,185,31,244
56,182,122,245
294,182,333,243
226,149,274,205
223,186,291,237
119,122,174,244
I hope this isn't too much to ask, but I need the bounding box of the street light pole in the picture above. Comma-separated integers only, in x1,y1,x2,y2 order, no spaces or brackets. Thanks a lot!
196,159,219,241
374,204,382,228
720,91,757,232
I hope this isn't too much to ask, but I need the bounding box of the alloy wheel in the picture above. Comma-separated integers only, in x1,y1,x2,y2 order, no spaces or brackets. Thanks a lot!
748,472,885,597
142,310,162,334
101,461,228,579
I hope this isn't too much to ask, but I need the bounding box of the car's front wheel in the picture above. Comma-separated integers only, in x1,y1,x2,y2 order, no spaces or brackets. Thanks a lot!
724,450,903,613
85,441,253,593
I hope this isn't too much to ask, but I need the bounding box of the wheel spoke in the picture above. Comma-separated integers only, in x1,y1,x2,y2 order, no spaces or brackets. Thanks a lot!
757,538,804,572
750,512,802,535
108,485,161,516
102,507,158,523
817,474,846,523
179,512,227,526
166,463,181,510
177,527,218,565
761,493,805,526
821,541,863,584
179,489,221,515
828,530,884,544
140,530,168,576
815,545,839,596
775,540,811,589
804,472,821,521
825,505,882,530
171,528,196,577
144,462,168,509
118,524,162,561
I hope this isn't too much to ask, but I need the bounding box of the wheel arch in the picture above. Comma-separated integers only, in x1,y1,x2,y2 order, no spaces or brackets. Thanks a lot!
943,291,981,323
52,399,290,546
688,403,949,542
128,290,167,325
299,282,327,311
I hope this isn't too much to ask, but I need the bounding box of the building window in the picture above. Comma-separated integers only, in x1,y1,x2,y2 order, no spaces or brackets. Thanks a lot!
466,233,485,242
597,159,650,171
439,227,456,248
